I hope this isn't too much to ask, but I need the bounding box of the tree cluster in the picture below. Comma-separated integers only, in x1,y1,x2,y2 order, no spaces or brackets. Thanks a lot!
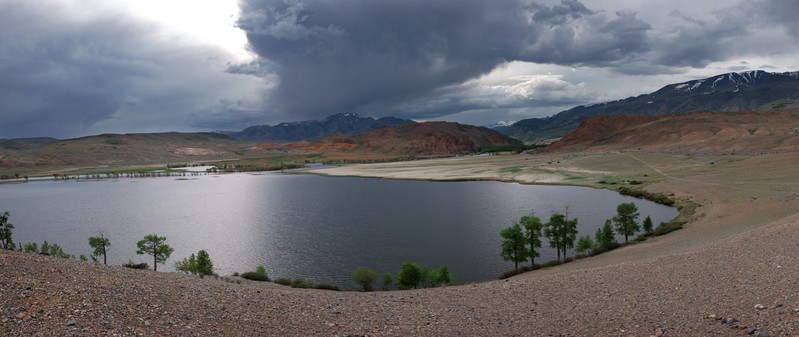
500,203,647,274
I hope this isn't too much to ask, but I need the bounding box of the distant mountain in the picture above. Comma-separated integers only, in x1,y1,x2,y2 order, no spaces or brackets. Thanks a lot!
499,70,799,142
0,132,243,169
317,121,523,155
485,120,516,128
231,113,415,143
0,137,58,150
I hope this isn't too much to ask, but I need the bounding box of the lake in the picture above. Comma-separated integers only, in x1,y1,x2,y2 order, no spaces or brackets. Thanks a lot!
0,173,677,288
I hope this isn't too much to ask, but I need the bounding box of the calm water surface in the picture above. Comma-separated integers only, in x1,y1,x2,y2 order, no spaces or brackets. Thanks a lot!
0,173,677,288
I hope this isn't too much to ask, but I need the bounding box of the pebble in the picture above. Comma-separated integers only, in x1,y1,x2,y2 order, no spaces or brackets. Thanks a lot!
755,304,765,310
67,318,76,326
746,327,758,335
654,327,667,336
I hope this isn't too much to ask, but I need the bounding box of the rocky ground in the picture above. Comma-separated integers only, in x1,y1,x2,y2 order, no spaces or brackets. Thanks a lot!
3,149,799,336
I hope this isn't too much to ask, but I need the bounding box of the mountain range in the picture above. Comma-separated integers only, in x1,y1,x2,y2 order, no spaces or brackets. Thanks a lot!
497,70,799,142
229,113,415,143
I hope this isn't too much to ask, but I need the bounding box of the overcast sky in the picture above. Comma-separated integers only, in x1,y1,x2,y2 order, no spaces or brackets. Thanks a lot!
1,0,797,139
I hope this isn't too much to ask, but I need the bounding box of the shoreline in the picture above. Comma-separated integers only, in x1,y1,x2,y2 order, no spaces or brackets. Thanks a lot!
3,150,799,335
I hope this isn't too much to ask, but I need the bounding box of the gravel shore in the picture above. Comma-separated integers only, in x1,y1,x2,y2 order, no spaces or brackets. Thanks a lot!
3,151,799,336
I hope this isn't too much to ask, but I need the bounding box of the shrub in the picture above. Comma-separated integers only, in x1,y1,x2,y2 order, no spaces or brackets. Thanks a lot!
290,278,314,288
123,260,149,270
397,262,422,289
381,273,393,291
23,242,38,253
175,254,197,274
40,240,51,255
315,283,342,291
240,271,270,282
40,242,70,258
436,265,452,285
499,265,534,279
255,265,266,274
352,266,377,292
274,278,292,286
592,241,622,255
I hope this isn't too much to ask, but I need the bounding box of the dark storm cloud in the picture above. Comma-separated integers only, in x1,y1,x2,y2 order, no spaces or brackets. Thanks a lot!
652,0,799,69
751,0,799,37
0,1,263,139
234,0,652,121
0,1,146,138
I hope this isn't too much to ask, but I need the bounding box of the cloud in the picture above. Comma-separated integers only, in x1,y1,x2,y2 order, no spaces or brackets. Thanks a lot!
0,0,264,138
234,0,654,121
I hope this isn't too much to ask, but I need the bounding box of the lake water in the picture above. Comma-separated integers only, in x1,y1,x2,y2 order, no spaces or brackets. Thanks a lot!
0,173,677,288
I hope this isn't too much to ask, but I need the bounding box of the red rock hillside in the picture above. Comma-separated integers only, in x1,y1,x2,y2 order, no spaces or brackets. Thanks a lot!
340,121,523,155
545,110,799,155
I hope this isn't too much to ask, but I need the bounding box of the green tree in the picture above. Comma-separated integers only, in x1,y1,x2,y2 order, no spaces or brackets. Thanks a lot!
397,262,422,289
381,272,393,291
23,242,38,253
40,240,51,255
0,211,15,250
352,266,377,292
135,234,174,272
613,203,641,243
595,219,615,247
88,232,111,265
544,213,578,262
436,265,452,285
500,223,529,272
175,253,197,274
575,235,594,256
642,215,654,234
47,243,70,258
195,250,213,276
521,215,543,267
420,265,439,288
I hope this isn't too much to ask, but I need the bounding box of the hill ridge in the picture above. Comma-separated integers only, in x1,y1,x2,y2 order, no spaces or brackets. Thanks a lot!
500,69,799,142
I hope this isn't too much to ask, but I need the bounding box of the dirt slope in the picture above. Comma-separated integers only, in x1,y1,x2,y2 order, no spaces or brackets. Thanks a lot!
546,110,799,155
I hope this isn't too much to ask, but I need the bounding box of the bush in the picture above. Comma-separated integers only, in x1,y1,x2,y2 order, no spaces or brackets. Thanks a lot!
351,266,377,292
39,240,50,255
290,278,314,288
397,262,422,289
23,242,38,253
274,278,292,286
591,241,621,255
175,254,197,274
240,271,270,282
123,260,149,270
436,265,452,285
381,273,393,291
499,265,535,279
315,283,342,291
